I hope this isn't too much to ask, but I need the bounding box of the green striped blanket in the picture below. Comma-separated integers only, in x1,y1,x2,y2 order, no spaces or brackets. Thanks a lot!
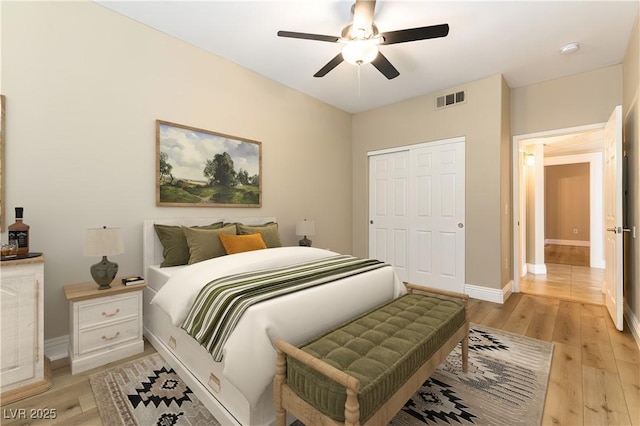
181,255,387,361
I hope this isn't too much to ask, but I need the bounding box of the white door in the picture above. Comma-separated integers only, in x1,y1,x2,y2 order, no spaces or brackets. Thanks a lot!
368,150,409,282
409,141,465,292
604,105,624,331
368,138,465,291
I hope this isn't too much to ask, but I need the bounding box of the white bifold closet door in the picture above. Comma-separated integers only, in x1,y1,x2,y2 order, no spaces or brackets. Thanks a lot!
369,138,465,293
368,150,410,282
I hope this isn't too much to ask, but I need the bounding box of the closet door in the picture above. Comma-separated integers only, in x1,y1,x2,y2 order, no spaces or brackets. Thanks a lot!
409,141,465,292
368,150,409,282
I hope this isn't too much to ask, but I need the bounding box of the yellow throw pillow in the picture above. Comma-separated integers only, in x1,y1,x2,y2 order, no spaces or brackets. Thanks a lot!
219,232,267,255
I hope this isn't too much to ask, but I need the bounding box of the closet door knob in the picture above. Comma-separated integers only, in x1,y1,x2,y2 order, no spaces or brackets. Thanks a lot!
458,223,464,228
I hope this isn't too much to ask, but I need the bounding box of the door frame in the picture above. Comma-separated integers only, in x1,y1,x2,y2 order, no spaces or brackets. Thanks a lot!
367,136,465,157
512,123,606,293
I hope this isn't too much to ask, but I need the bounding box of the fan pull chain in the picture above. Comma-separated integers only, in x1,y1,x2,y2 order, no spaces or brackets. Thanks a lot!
357,64,362,97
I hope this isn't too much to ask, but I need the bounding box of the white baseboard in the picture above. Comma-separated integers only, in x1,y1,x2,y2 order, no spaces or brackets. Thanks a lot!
501,280,513,302
527,263,547,275
44,335,69,361
465,281,511,304
545,239,590,247
624,300,640,351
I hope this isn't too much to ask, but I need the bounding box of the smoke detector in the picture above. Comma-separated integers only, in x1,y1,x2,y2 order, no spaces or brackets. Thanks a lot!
560,42,580,55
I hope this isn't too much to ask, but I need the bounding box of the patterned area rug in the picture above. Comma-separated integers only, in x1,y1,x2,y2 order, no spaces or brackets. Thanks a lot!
390,324,553,425
91,324,552,426
89,353,219,426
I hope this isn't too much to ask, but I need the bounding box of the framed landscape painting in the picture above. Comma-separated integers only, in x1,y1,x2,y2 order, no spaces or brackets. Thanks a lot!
156,120,262,207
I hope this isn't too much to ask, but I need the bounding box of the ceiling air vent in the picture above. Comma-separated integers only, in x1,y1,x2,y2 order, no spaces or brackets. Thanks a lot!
436,90,466,109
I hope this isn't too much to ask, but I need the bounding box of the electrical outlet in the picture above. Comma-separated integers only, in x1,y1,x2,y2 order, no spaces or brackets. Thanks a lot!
572,228,578,234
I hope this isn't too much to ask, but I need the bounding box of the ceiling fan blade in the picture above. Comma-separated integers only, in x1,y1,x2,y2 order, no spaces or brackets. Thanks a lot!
352,0,376,37
314,53,344,78
380,23,449,45
277,31,340,43
371,52,399,80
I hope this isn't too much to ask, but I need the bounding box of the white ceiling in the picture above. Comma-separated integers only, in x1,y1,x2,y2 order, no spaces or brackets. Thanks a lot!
96,1,638,114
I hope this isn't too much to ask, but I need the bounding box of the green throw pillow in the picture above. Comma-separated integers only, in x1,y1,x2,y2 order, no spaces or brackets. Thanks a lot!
154,223,223,267
183,224,238,264
237,222,282,248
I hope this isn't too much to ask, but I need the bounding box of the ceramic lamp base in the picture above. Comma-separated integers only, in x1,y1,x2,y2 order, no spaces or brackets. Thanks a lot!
90,256,119,289
298,236,312,247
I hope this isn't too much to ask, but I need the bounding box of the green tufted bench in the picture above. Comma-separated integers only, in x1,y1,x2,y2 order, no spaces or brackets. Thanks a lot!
274,284,469,426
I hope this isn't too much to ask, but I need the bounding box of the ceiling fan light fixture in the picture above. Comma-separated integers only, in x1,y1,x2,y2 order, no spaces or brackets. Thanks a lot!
342,38,379,65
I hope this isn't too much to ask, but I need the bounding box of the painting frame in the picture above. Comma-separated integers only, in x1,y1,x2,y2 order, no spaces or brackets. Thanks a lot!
1,95,5,231
156,120,262,208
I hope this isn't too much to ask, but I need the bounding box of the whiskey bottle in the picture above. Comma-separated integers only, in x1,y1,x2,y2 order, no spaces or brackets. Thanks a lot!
8,207,29,256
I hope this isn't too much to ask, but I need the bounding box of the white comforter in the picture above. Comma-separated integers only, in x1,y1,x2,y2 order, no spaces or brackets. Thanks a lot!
152,247,406,407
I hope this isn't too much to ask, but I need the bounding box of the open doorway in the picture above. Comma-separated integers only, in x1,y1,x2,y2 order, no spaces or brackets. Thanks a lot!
512,125,606,305
544,162,591,267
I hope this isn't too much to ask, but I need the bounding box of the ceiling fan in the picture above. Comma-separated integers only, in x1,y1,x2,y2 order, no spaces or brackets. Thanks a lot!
277,0,449,80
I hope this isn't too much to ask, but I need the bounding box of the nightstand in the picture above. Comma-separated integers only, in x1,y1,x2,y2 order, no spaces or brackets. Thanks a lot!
64,279,146,374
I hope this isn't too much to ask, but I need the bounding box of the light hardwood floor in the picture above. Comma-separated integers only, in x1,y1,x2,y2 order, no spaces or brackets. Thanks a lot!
2,297,638,425
545,244,590,267
521,263,605,305
522,244,605,305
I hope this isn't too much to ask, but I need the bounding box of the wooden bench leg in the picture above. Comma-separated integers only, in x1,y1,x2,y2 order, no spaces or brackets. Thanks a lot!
345,388,361,426
274,349,287,426
461,326,469,373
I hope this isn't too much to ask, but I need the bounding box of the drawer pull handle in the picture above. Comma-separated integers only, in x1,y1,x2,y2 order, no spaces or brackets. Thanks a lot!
102,332,120,341
102,308,120,317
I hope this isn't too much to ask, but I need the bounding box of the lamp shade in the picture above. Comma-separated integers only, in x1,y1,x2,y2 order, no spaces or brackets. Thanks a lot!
84,227,124,257
296,220,316,237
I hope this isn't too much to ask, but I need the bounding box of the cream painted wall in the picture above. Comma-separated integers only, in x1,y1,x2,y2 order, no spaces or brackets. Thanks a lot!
511,65,623,136
1,2,353,340
623,13,639,334
352,75,508,290
544,163,590,241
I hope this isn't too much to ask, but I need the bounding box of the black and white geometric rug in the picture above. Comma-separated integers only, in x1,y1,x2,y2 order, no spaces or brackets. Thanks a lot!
90,324,552,426
390,324,554,425
89,353,219,426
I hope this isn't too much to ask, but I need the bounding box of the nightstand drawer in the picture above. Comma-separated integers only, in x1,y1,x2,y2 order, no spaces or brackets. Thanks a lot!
65,280,146,374
78,293,139,327
77,317,140,355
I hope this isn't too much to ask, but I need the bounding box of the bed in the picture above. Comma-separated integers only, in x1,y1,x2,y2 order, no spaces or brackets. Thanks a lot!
142,217,405,425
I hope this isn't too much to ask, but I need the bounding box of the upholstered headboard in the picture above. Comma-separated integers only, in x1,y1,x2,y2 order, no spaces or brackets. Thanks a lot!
142,217,276,277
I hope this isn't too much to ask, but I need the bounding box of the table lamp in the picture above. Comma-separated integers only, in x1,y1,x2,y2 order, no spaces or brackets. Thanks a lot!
296,219,315,247
84,226,124,289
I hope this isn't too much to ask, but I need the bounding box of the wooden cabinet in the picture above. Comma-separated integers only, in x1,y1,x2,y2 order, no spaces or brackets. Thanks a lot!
64,279,146,374
1,255,52,403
